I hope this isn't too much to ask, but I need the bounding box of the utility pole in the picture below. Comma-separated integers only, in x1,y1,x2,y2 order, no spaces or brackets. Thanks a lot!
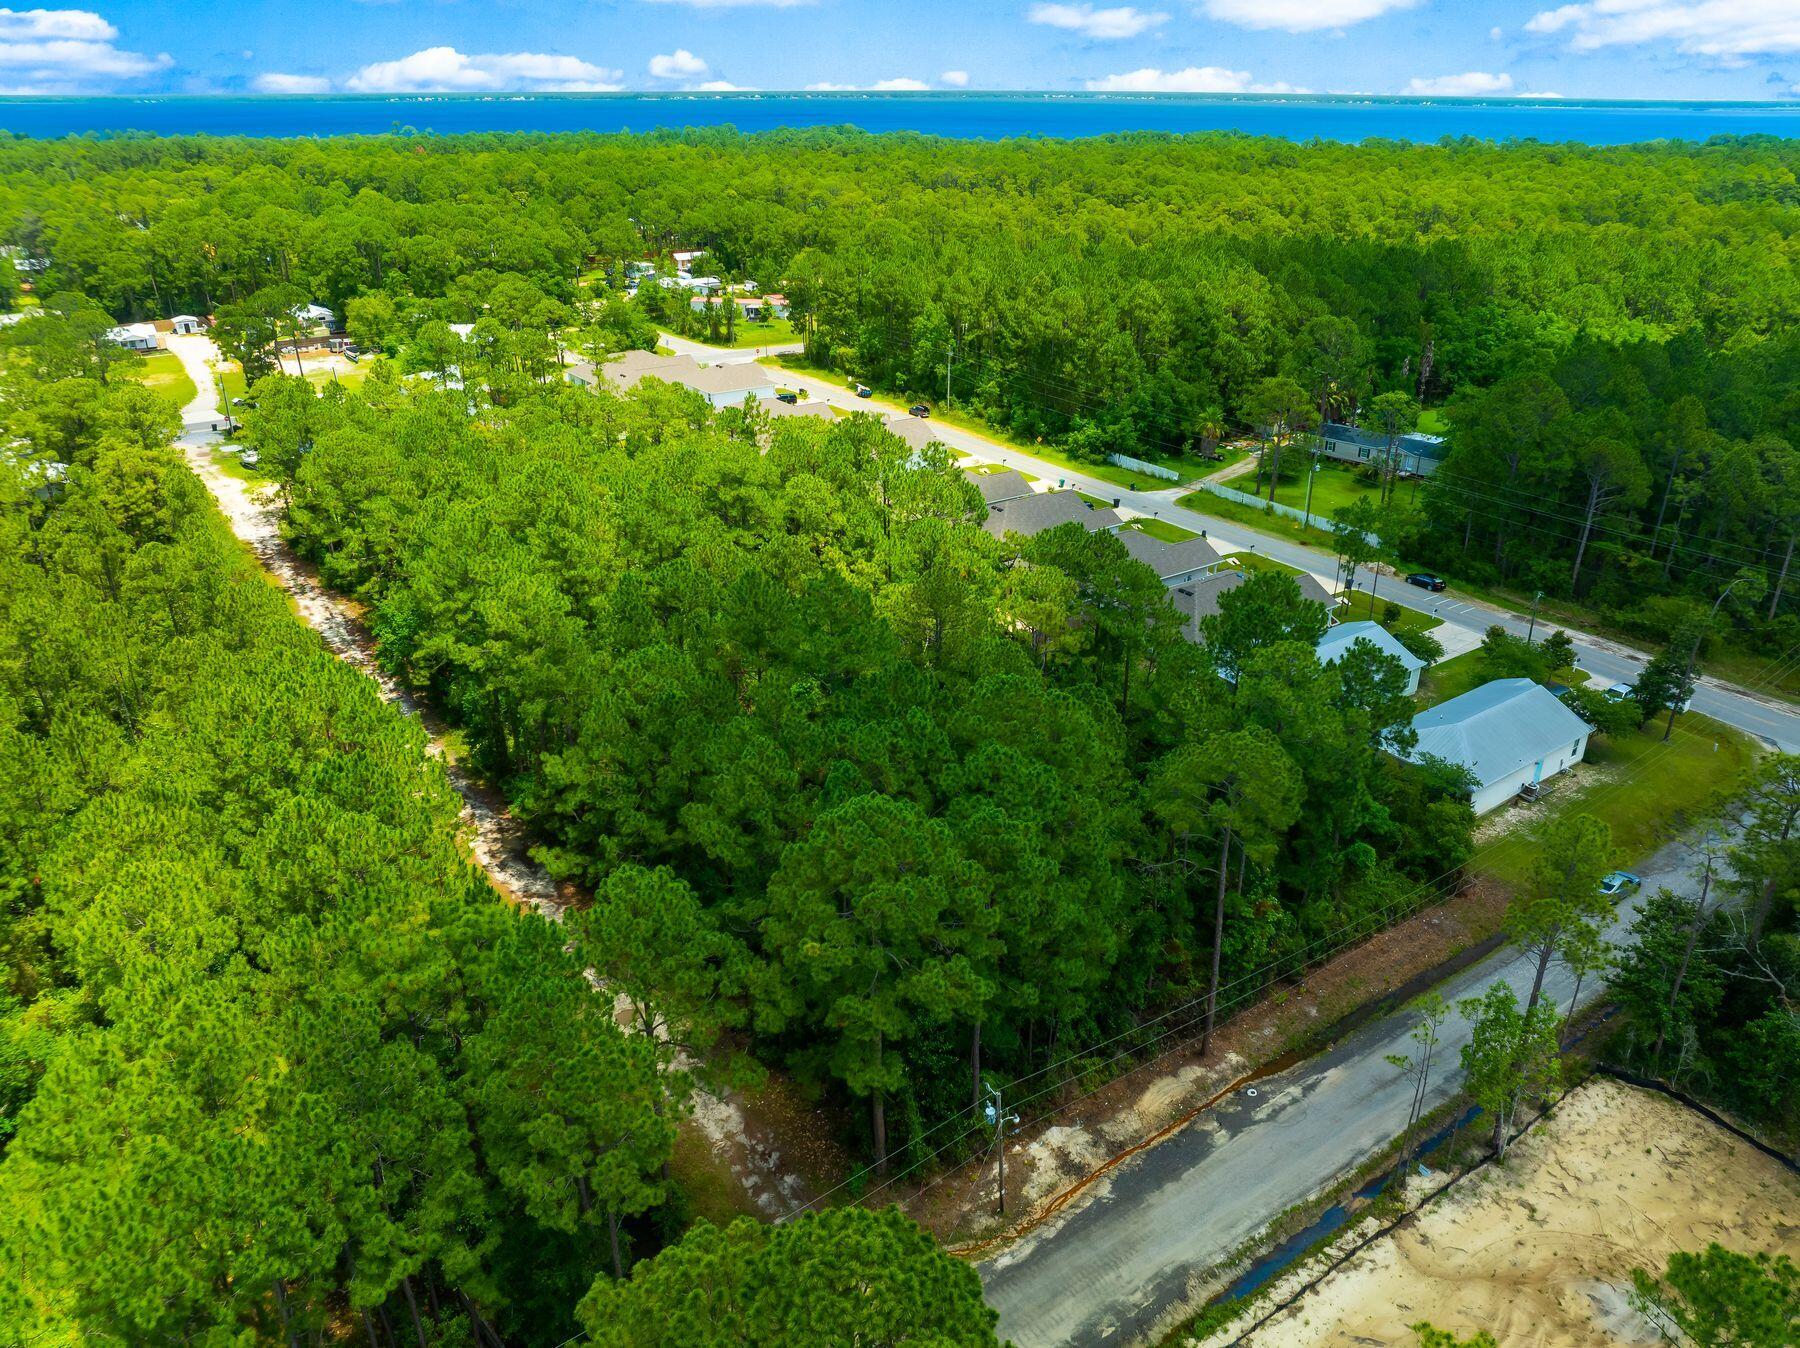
984,1083,1019,1219
1525,591,1543,645
945,332,954,407
1302,450,1321,529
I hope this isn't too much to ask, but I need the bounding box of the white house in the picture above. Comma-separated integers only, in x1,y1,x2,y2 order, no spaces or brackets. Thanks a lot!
106,322,159,351
672,249,707,276
1405,678,1593,814
294,303,336,331
171,314,203,335
677,362,778,409
1315,620,1427,696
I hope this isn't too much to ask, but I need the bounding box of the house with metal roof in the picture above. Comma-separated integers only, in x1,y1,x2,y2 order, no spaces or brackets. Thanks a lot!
1118,529,1227,585
1315,620,1427,695
982,490,1123,540
1318,422,1448,478
963,468,1034,507
1405,678,1592,814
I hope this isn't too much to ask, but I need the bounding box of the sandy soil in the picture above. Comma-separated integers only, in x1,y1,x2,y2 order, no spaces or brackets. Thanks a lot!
1203,1077,1800,1348
910,879,1510,1247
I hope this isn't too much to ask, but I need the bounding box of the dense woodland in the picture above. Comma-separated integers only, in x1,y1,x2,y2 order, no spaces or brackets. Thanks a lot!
0,129,1795,644
0,127,1796,1341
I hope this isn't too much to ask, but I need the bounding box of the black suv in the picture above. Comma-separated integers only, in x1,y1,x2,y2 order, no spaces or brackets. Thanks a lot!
1406,573,1448,592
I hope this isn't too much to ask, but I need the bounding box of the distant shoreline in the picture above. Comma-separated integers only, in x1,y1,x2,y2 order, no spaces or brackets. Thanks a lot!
2,92,1795,144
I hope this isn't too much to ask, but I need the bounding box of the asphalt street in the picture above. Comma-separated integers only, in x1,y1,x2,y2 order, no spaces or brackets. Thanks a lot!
658,334,1800,753
977,830,1709,1348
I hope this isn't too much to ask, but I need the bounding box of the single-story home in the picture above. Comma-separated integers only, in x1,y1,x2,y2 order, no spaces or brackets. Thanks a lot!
295,303,336,332
1118,530,1227,586
601,349,705,394
1405,678,1593,814
1166,568,1336,646
107,322,159,351
672,249,707,276
761,293,790,318
564,360,597,387
884,416,943,450
763,399,835,421
170,314,203,335
1318,422,1448,478
1315,619,1427,695
676,362,779,409
625,261,657,280
680,276,723,295
982,490,1123,540
963,468,1034,507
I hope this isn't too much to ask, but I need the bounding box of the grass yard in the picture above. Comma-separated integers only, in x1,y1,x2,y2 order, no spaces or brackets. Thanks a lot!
133,349,197,412
967,461,1040,482
1268,459,1381,524
1416,408,1450,435
1125,517,1200,544
209,445,275,486
665,317,797,350
1335,585,1443,638
1475,712,1757,886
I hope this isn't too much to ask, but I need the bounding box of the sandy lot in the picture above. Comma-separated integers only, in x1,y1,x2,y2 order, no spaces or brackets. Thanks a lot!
1208,1077,1800,1348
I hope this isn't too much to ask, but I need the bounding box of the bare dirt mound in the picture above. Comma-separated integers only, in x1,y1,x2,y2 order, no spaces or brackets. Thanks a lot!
1217,1077,1800,1347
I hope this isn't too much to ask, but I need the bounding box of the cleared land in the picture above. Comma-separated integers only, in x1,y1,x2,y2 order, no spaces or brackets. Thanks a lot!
133,348,197,411
1203,1076,1800,1348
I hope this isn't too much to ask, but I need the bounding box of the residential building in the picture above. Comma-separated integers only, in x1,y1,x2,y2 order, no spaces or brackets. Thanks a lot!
962,468,1034,507
761,293,791,318
1314,620,1427,695
763,399,835,421
674,362,778,409
564,360,597,387
106,322,159,351
1166,568,1336,645
884,416,941,450
1404,678,1593,814
295,303,336,332
982,490,1123,540
170,314,203,335
600,349,704,394
672,249,707,276
1317,422,1448,477
1117,529,1227,585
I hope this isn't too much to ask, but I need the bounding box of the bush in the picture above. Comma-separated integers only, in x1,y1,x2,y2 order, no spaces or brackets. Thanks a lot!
1395,626,1445,665
1382,600,1403,627
1478,625,1551,683
1561,685,1642,739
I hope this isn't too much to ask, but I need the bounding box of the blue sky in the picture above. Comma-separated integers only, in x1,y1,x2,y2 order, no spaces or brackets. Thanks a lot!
1,1,1796,100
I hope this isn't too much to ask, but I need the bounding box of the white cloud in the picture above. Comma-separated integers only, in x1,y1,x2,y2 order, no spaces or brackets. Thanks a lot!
804,77,938,91
640,0,813,6
1490,24,1504,39
1525,1,1800,60
0,7,114,39
695,79,753,90
254,71,332,94
871,76,930,89
1085,65,1306,91
0,7,169,88
804,81,855,90
941,69,970,86
344,46,622,93
1199,0,1420,32
1028,3,1167,39
1406,70,1515,94
648,48,708,79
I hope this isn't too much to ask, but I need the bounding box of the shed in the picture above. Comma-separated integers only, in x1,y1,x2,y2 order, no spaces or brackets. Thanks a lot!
170,314,203,335
1315,620,1427,695
1405,678,1593,814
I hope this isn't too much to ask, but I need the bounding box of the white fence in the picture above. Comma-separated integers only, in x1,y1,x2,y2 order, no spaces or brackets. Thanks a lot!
1107,453,1181,482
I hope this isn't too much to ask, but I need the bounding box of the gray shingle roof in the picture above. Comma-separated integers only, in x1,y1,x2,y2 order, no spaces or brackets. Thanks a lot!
1167,567,1337,645
982,491,1122,539
963,468,1034,506
884,416,941,449
1406,678,1593,787
602,350,703,391
1315,620,1426,673
1117,529,1226,581
678,364,778,397
764,399,836,420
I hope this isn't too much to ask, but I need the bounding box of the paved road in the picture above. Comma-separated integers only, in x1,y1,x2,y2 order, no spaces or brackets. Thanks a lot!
978,832,1709,1348
659,336,1800,752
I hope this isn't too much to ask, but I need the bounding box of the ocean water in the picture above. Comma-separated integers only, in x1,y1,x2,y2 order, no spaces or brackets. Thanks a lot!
0,93,1796,144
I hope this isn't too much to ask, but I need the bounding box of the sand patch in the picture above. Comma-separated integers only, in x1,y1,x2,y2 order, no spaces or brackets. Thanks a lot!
1203,1077,1799,1347
1021,1125,1113,1208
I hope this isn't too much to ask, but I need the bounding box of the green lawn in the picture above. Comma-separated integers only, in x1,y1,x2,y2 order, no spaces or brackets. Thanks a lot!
209,445,274,485
1269,461,1383,526
1416,408,1450,435
133,349,197,412
1126,517,1200,544
663,317,797,350
1336,585,1443,639
968,462,1040,483
1477,713,1757,886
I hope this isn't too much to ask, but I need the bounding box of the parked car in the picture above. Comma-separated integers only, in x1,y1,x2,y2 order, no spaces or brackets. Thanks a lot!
775,391,798,404
909,403,931,418
1607,682,1691,712
855,384,873,398
1406,572,1448,592
1599,870,1641,896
